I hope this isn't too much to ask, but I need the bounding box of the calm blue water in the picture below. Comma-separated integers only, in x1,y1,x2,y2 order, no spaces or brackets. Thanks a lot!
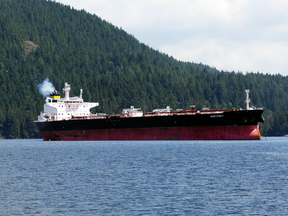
1,137,288,215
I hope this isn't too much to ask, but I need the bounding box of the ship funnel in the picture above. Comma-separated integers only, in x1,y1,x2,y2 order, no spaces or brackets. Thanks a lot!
80,89,83,99
63,83,71,100
50,90,60,102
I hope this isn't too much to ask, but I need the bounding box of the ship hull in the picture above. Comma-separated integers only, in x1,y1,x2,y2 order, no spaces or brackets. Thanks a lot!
37,125,261,141
34,110,264,141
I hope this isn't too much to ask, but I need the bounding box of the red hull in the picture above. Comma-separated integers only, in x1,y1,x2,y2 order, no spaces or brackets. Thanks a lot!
40,125,261,141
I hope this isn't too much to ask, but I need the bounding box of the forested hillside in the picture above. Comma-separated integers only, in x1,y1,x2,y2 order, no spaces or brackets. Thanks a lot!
0,0,288,138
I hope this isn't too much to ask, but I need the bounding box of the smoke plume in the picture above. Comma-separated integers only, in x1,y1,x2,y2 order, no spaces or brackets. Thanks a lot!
37,78,55,97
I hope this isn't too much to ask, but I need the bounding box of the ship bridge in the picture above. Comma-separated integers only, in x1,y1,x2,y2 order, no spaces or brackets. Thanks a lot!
38,83,99,121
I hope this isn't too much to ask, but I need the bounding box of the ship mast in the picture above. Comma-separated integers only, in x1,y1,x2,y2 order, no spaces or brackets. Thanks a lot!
63,82,71,100
246,90,250,110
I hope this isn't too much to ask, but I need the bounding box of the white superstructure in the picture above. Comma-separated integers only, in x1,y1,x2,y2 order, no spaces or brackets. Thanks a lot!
38,83,99,121
122,106,143,117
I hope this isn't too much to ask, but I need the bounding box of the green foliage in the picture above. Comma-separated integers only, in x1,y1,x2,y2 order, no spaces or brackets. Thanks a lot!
0,0,287,138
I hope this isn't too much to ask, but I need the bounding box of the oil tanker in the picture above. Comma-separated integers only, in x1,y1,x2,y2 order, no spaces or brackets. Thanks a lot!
34,83,265,141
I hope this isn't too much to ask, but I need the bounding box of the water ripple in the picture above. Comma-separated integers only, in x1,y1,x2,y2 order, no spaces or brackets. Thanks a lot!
0,137,288,215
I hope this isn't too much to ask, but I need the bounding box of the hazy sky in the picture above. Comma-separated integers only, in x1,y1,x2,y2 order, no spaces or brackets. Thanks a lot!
56,0,288,76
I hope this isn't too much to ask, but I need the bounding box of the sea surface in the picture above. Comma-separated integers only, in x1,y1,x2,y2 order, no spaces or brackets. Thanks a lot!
1,137,288,215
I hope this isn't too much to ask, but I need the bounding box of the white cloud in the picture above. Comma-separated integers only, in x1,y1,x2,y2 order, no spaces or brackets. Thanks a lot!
162,39,288,74
57,0,288,75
